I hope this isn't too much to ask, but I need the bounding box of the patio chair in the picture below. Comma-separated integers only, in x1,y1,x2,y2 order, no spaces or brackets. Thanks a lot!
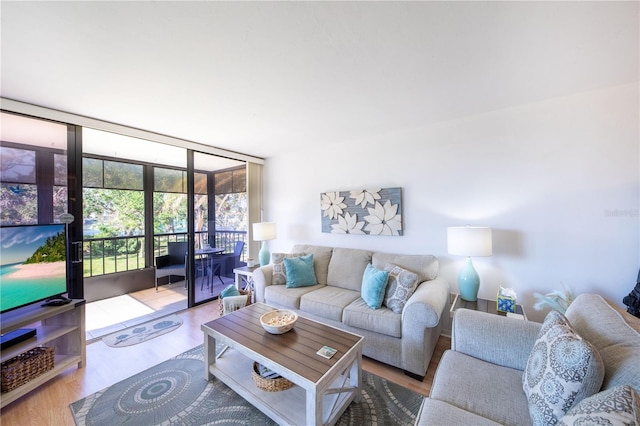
155,241,187,291
209,241,245,282
199,254,226,292
230,241,245,269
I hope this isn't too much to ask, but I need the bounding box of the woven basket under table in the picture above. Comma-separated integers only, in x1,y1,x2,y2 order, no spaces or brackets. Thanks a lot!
1,347,55,393
251,362,294,392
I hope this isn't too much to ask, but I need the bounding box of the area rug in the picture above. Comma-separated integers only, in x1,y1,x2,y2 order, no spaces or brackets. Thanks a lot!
102,315,183,348
70,344,424,425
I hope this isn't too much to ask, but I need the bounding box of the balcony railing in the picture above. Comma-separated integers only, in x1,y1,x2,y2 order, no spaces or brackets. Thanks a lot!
83,235,145,277
84,230,247,278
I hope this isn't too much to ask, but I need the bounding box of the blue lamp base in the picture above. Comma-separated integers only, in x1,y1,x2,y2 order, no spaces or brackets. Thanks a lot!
458,257,480,302
258,241,270,266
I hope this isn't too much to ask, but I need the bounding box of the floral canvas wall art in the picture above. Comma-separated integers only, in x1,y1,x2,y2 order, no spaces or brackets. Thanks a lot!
320,188,403,236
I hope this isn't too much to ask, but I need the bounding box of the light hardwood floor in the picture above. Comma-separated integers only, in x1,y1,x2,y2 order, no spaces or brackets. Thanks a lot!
0,301,450,425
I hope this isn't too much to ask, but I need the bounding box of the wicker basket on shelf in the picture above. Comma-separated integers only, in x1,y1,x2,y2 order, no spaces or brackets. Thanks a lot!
218,289,251,317
1,347,55,393
251,362,294,392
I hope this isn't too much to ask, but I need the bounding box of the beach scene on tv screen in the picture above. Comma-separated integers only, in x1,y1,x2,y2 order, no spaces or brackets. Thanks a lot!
0,225,67,312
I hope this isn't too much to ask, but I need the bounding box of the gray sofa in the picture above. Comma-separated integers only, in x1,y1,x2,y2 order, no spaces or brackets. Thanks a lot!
252,244,450,378
416,293,640,425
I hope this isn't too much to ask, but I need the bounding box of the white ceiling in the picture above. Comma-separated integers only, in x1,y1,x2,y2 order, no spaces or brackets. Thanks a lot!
1,1,637,159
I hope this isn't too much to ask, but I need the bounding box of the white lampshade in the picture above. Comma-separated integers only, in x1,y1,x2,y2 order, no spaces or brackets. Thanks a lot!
253,222,276,241
447,226,492,257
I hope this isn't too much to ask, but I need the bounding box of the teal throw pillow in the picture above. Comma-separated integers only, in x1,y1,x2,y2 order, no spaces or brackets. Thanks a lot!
220,284,240,299
284,254,317,288
272,252,305,285
361,264,389,309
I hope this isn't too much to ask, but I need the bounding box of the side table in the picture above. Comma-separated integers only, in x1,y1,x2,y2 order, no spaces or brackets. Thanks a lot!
449,293,527,320
233,265,259,303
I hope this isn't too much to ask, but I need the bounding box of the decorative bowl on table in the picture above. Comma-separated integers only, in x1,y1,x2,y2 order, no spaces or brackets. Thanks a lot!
259,310,298,334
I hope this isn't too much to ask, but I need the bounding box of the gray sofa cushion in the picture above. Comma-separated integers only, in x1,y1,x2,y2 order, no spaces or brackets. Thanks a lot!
343,298,402,338
291,244,333,285
431,350,532,426
416,399,503,426
264,283,324,309
299,286,360,322
565,294,640,394
452,308,542,371
326,247,372,291
372,252,439,283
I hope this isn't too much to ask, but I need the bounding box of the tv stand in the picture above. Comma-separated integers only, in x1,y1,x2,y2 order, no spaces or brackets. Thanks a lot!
0,299,86,408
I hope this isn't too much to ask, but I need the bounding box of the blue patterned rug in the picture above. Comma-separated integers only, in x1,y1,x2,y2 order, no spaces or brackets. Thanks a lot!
101,315,183,348
70,345,424,425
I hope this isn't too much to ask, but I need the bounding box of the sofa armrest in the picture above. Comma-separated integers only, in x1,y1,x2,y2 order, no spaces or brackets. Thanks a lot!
252,265,274,303
452,309,541,371
400,277,449,375
403,277,449,328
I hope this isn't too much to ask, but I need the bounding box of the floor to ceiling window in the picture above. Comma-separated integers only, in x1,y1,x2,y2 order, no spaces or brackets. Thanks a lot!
81,128,248,308
82,157,145,277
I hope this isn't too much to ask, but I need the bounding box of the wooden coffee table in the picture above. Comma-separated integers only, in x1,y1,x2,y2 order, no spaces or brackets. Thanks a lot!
201,303,364,425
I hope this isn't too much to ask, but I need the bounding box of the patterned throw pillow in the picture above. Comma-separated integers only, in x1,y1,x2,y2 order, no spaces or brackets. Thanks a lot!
523,311,605,426
538,310,570,336
271,252,304,285
558,385,640,426
383,264,419,314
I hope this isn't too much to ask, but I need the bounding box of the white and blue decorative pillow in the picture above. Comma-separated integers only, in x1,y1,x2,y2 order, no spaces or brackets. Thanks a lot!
284,254,317,288
383,264,419,314
558,385,640,426
271,252,305,285
523,310,605,426
361,264,389,309
537,310,570,336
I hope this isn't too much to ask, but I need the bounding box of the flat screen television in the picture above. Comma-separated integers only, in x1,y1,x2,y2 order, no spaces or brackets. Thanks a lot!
0,224,68,313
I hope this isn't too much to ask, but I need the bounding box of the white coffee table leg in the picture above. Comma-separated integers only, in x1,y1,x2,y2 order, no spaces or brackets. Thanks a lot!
307,387,322,425
203,333,217,380
351,354,362,402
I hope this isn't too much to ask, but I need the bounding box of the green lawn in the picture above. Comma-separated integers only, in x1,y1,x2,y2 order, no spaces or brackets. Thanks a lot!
83,253,146,277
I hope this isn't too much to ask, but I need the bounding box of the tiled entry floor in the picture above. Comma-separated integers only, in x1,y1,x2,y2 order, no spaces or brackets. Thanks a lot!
85,276,234,342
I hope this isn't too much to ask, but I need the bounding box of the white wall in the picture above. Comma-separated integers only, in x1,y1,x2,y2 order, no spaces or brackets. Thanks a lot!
263,83,639,322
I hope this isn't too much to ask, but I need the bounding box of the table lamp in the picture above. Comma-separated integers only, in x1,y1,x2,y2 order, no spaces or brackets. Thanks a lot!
447,226,492,302
253,222,276,266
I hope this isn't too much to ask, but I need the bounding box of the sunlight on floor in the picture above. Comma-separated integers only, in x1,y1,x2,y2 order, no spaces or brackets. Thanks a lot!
84,276,234,342
86,295,155,331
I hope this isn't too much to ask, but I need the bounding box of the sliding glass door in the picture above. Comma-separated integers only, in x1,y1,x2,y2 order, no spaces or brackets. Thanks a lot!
191,151,247,305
